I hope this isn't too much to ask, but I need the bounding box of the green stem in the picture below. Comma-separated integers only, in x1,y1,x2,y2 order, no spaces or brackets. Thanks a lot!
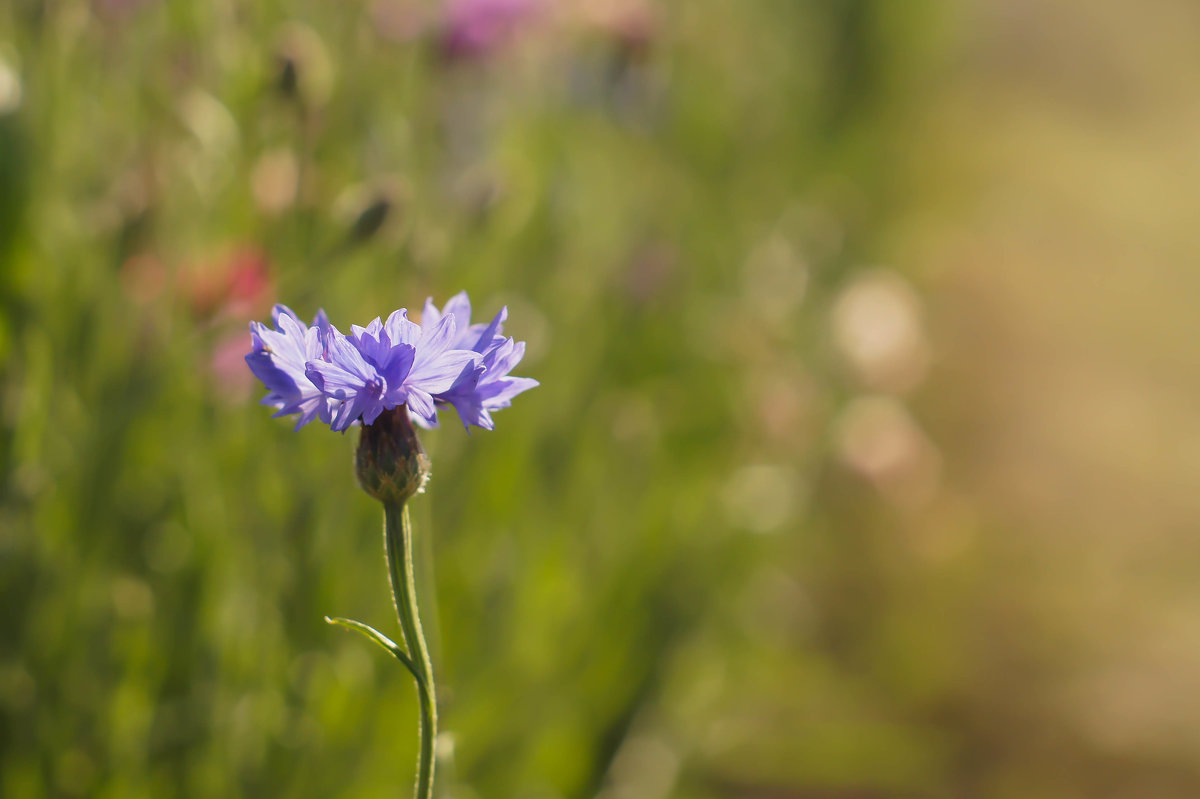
384,501,438,799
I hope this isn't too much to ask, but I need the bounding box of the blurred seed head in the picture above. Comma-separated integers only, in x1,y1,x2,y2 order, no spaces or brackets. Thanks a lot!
832,269,931,393
351,197,392,243
278,56,298,97
274,22,334,107
834,395,941,508
333,178,406,249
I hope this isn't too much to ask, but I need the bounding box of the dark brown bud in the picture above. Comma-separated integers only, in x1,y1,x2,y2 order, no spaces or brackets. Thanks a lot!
355,406,430,505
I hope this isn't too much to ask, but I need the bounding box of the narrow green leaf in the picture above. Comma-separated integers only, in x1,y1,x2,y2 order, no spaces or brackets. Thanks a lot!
324,615,422,684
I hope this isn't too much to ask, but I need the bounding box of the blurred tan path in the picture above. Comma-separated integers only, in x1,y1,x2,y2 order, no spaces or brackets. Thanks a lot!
917,0,1200,786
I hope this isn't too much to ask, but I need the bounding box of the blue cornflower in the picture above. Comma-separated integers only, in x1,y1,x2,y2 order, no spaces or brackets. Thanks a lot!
248,292,538,799
247,292,535,432
245,305,342,430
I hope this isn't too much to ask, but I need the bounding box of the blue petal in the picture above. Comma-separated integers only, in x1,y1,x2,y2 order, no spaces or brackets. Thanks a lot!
408,349,481,394
406,388,437,426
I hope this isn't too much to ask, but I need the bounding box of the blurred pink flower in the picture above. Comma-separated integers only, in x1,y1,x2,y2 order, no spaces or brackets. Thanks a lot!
185,247,273,321
441,0,541,60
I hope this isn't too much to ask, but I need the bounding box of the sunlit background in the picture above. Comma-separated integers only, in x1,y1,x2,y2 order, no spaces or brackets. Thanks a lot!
3,1,1200,797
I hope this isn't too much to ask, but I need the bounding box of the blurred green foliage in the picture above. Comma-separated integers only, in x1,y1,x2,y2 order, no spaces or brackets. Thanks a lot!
6,1,951,796
7,1,1193,798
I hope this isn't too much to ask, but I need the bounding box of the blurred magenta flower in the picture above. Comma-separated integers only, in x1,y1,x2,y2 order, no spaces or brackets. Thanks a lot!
246,292,536,432
441,0,540,60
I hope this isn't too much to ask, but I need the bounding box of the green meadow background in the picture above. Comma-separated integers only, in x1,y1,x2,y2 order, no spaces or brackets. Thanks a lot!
3,1,1200,797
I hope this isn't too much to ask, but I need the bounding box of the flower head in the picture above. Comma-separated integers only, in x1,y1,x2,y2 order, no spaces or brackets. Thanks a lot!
305,309,480,430
246,291,536,432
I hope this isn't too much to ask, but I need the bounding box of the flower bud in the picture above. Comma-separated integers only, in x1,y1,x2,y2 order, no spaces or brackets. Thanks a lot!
355,406,431,505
